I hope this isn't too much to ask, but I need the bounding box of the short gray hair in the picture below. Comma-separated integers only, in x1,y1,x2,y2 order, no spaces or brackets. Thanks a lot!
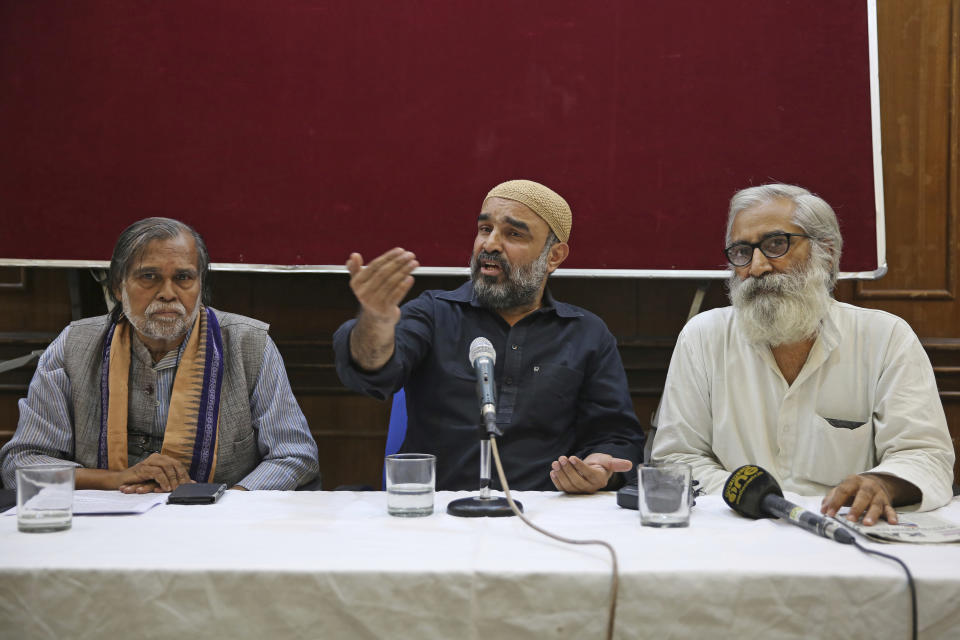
726,183,843,290
108,217,210,309
543,229,559,251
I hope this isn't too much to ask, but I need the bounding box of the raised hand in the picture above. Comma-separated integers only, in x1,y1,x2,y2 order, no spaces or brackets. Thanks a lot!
346,248,419,370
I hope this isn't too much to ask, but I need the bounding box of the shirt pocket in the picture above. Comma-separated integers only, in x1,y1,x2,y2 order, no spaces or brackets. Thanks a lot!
794,414,874,487
229,429,260,463
528,363,584,427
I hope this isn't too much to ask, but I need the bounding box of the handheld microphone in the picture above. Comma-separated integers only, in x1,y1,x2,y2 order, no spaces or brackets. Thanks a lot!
723,465,855,544
469,337,500,436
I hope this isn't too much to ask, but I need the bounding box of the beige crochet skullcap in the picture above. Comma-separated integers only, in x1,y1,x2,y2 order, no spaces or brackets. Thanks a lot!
482,179,572,242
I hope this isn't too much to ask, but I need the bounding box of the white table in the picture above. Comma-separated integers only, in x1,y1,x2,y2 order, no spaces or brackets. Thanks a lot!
2,491,958,639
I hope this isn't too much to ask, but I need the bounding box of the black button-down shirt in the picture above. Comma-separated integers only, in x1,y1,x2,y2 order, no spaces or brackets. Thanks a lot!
334,281,644,490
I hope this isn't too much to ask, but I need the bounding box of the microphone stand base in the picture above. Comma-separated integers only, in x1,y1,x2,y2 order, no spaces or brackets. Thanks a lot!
446,496,521,517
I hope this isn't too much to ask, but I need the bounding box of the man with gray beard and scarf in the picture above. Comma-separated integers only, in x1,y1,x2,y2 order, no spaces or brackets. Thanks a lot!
1,218,319,492
334,179,643,492
651,184,954,524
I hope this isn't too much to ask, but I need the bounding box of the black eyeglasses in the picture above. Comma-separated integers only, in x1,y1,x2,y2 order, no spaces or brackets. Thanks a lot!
724,232,811,267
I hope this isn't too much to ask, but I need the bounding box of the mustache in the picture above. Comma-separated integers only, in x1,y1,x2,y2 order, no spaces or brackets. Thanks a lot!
473,251,514,281
733,272,793,299
476,251,509,270
145,301,186,316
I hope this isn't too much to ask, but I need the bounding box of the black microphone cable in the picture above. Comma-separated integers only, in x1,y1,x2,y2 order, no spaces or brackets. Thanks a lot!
489,436,619,640
849,536,917,640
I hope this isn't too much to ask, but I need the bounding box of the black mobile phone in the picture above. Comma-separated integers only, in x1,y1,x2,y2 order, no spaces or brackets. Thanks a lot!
167,482,227,505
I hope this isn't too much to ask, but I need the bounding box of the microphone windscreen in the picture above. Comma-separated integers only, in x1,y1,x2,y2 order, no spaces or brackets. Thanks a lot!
722,465,783,519
469,337,496,366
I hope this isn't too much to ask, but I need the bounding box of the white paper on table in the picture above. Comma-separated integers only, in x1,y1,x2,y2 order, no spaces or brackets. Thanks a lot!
833,508,960,544
4,490,168,516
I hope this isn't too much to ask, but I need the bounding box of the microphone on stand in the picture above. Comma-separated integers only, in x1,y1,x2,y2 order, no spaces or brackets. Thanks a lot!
470,337,500,437
447,337,522,517
722,465,854,544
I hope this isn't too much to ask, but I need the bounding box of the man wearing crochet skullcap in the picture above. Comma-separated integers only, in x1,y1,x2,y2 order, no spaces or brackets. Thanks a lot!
333,179,644,493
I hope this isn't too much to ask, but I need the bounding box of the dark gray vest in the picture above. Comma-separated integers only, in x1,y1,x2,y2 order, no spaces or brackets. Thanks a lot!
63,309,268,487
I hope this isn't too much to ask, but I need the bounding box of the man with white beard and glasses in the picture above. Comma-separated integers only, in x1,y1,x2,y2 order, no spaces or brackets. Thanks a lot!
651,184,954,524
334,179,644,492
1,218,319,492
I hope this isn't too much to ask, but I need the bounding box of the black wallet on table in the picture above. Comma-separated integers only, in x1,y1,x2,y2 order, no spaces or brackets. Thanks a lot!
167,482,227,505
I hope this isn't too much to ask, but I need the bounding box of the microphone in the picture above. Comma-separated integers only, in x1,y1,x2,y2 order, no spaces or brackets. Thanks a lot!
469,337,499,436
723,465,855,544
447,337,520,517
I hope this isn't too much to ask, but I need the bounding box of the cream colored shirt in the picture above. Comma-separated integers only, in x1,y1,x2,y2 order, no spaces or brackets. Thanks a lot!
651,300,954,511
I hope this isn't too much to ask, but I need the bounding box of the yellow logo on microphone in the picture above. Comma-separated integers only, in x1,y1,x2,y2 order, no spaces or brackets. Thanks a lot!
723,465,762,504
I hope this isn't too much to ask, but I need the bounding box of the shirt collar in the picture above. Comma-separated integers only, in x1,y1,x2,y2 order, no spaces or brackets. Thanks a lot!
436,280,583,318
818,298,842,352
129,323,193,371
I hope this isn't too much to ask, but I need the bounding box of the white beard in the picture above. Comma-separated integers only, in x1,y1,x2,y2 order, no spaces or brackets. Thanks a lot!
727,258,832,346
121,288,199,342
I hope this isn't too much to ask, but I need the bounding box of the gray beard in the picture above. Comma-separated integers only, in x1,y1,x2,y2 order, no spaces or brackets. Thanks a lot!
727,259,832,346
470,244,550,310
121,288,199,343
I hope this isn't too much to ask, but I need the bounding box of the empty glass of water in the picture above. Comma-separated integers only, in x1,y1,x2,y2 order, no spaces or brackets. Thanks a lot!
638,463,692,528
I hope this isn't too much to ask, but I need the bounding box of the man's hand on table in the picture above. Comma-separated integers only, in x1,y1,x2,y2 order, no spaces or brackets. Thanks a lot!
549,453,633,494
117,453,194,494
820,473,921,526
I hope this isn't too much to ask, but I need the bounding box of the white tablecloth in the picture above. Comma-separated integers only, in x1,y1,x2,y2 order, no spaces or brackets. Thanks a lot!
1,491,958,639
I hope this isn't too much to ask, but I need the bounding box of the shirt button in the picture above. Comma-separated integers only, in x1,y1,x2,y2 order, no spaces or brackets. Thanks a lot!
511,344,519,350
506,377,513,385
